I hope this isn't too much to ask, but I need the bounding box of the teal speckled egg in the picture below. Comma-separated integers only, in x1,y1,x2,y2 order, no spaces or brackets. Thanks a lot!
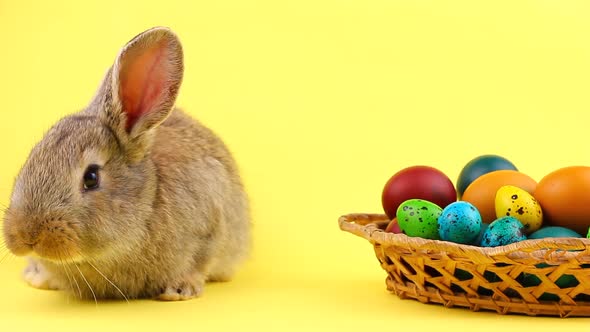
472,223,489,246
480,216,527,247
529,226,582,239
396,199,442,239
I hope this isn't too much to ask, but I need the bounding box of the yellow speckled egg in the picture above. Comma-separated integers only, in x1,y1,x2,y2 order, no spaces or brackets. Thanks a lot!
495,185,543,234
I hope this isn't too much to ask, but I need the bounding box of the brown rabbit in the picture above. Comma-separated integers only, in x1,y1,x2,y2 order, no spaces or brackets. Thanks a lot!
2,27,251,301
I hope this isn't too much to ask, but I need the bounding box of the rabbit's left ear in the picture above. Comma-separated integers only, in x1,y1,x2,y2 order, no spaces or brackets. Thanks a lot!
109,27,184,138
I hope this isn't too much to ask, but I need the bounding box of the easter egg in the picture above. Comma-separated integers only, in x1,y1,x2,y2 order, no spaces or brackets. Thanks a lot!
456,155,518,199
495,185,543,234
385,217,402,234
438,201,482,244
480,216,527,247
534,166,590,234
472,223,489,246
382,166,457,219
462,170,537,223
396,199,442,239
529,226,582,239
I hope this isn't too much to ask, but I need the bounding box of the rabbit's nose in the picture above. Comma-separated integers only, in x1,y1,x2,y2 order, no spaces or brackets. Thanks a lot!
18,228,40,247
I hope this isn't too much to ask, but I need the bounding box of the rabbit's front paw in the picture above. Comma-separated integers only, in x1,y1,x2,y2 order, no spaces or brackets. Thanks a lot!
156,272,205,301
23,258,60,290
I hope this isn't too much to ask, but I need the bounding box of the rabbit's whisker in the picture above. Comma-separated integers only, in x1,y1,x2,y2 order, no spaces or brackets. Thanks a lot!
58,253,75,303
0,248,12,265
0,202,9,213
73,261,96,306
86,259,129,304
61,254,83,300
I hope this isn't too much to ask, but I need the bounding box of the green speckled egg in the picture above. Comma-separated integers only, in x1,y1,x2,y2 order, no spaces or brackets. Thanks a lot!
480,216,527,247
396,199,442,239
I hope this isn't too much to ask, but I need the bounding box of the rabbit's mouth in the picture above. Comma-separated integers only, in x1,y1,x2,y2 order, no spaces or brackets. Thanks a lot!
3,210,84,263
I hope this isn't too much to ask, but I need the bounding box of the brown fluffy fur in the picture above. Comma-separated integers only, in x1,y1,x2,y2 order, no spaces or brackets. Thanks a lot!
2,27,251,301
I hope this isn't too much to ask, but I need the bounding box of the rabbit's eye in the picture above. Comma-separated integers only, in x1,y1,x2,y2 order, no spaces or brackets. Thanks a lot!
83,164,100,191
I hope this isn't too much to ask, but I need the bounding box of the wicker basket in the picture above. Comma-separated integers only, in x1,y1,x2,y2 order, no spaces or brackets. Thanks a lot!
339,213,590,317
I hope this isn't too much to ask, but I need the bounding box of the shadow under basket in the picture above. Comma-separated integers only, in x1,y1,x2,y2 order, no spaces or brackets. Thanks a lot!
339,213,590,318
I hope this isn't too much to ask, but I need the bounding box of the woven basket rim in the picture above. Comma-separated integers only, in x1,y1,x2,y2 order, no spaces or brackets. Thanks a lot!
339,213,590,317
339,213,590,262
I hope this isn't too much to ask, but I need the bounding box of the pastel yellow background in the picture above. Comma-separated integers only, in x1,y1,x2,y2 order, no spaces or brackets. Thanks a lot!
1,0,590,330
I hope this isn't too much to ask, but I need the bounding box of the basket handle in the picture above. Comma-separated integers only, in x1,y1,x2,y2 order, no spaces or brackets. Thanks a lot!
338,213,391,241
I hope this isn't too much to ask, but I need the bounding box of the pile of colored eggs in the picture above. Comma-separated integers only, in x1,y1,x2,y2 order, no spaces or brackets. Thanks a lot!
381,155,590,247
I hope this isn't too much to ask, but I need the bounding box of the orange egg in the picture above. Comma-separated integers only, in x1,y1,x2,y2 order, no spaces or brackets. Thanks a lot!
534,166,590,234
461,170,537,223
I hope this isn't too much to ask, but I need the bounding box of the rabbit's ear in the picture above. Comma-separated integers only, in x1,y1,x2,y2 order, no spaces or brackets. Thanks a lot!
109,27,183,138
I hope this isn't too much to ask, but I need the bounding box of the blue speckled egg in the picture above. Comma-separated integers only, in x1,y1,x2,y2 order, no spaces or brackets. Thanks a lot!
480,216,527,247
438,201,482,244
